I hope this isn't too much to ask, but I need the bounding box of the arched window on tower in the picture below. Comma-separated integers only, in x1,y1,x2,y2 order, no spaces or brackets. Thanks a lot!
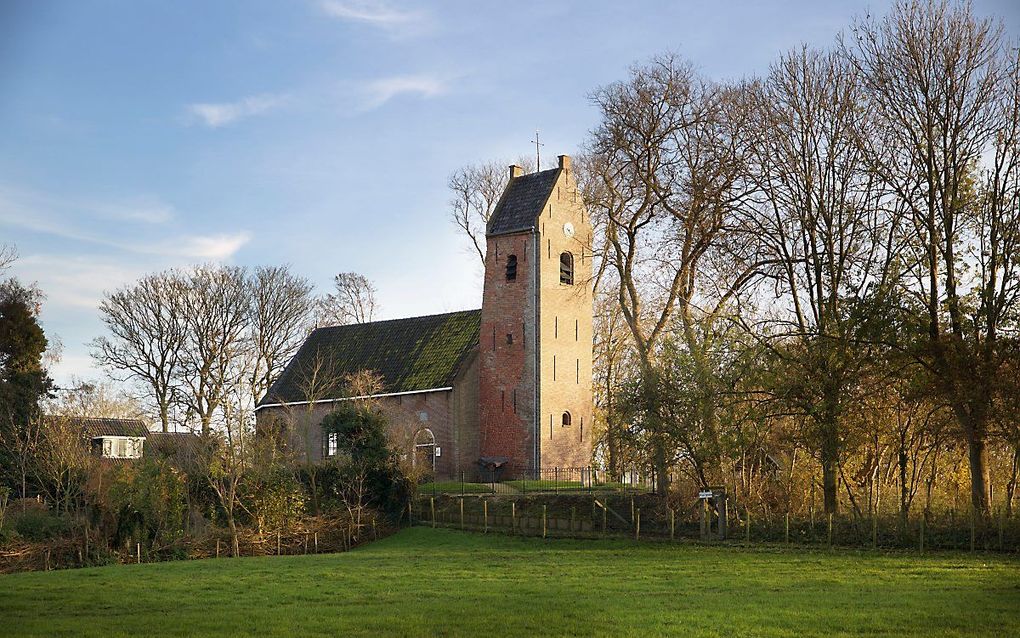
562,411,572,427
506,254,518,281
559,252,574,285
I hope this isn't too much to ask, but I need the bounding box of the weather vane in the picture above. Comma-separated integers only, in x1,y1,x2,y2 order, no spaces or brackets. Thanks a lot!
531,129,544,170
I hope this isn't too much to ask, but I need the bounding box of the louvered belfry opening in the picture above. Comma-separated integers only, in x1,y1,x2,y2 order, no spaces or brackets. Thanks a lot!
559,252,574,285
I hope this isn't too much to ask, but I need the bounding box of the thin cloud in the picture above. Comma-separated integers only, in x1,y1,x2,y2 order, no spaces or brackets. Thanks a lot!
362,74,446,109
318,0,431,36
0,186,251,261
186,93,287,128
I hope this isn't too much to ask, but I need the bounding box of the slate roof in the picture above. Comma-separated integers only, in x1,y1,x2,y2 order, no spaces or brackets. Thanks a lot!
486,167,561,236
70,417,149,438
258,309,481,406
146,431,205,457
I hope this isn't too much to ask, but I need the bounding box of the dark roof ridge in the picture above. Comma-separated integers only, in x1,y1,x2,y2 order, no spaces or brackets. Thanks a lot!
313,308,481,331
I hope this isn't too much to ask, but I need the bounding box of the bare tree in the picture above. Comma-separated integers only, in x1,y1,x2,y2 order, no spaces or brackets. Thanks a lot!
92,272,185,433
44,376,145,420
587,54,760,491
743,47,897,513
0,243,16,273
315,272,378,326
32,415,95,514
847,0,1015,513
248,265,314,407
177,265,251,436
447,157,535,265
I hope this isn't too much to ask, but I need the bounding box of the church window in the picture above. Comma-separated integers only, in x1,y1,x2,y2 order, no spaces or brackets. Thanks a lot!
560,252,574,285
506,333,513,345
506,254,517,281
562,411,572,427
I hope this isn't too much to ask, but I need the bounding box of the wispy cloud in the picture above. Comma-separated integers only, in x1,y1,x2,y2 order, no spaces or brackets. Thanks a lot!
318,0,431,37
361,74,447,109
0,185,251,261
186,93,288,128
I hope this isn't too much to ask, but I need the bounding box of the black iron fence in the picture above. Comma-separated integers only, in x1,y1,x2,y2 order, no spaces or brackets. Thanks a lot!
416,466,656,497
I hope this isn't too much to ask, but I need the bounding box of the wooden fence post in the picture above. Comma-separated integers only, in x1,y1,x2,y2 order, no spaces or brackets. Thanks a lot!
602,503,607,537
745,508,751,544
484,500,488,534
277,530,281,555
460,498,464,530
216,539,220,558
431,497,436,529
827,513,833,548
137,542,141,564
635,509,641,541
543,505,548,539
304,534,308,554
670,508,675,541
314,532,318,554
408,502,413,527
785,513,790,545
512,501,517,534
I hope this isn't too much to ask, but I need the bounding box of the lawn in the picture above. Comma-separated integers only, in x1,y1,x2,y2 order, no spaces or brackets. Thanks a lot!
416,480,494,494
3,527,1018,637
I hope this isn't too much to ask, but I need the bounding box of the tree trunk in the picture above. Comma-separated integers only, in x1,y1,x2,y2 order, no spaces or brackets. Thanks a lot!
966,430,991,515
821,441,839,514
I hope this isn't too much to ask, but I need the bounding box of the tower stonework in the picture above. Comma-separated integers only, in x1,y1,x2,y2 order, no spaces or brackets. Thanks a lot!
478,155,593,474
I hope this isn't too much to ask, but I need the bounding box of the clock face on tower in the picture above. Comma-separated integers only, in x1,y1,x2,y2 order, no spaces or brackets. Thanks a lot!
563,222,575,238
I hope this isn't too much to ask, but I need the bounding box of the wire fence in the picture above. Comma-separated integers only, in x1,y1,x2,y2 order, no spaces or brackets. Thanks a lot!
411,493,1020,553
416,467,656,497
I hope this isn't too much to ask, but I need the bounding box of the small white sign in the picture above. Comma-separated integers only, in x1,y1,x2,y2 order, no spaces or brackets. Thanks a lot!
434,446,442,457
698,490,714,499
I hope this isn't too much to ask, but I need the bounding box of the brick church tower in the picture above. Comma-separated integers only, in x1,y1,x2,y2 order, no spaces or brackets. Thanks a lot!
478,155,593,474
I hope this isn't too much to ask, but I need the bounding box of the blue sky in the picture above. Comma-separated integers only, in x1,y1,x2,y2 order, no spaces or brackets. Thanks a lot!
2,0,1018,384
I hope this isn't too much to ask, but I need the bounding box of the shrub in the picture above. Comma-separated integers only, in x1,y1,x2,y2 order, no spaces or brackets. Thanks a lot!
10,508,70,541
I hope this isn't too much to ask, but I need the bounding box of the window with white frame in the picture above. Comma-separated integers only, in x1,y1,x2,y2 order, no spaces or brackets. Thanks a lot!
326,432,339,457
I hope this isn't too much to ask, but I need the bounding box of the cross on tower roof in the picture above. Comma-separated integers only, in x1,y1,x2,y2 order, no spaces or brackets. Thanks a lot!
530,129,544,171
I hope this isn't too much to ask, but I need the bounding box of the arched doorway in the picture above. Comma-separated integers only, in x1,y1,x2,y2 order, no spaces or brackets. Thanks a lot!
413,427,436,474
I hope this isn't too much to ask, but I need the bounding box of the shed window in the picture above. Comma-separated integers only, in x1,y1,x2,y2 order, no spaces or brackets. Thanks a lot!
559,252,574,285
562,411,572,427
506,254,518,281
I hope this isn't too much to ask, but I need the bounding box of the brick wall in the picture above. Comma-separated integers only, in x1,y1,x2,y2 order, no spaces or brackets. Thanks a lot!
478,230,537,474
536,157,593,469
255,374,479,480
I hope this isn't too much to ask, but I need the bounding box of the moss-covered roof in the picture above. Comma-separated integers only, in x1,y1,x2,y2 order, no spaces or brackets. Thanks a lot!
258,309,480,406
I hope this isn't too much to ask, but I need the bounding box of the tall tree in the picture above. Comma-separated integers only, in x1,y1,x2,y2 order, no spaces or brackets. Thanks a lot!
847,0,1015,513
588,54,759,491
248,265,314,407
92,272,186,432
0,279,52,494
177,265,251,436
745,47,897,513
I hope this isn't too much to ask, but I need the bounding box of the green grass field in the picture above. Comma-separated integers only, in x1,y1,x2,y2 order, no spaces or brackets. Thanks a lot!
3,527,1018,637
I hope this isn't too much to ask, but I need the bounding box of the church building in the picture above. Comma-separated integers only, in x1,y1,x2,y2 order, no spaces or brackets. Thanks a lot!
255,155,592,479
